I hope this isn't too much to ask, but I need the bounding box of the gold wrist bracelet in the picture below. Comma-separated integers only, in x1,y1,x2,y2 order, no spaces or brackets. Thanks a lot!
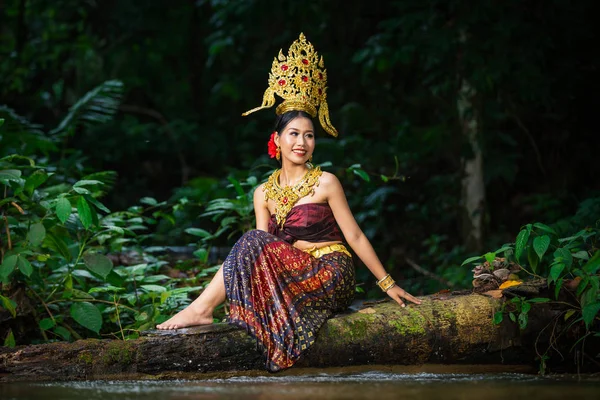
376,274,396,292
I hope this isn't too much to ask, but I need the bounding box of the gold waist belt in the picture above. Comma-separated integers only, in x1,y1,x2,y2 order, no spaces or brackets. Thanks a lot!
304,243,352,259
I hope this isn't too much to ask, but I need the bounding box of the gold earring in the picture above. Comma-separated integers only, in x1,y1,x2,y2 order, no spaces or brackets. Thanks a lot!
309,155,313,162
276,146,281,161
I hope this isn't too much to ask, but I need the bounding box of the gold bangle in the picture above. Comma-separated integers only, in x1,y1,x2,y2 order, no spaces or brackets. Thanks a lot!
377,274,396,292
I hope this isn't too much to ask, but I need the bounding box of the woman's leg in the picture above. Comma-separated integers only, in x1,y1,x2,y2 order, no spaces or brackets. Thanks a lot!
156,264,226,330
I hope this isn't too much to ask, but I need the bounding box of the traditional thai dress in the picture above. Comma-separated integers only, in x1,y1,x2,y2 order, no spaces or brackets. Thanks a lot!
222,202,355,372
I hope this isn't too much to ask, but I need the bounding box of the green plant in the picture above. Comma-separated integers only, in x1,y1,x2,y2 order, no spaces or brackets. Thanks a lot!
462,216,600,372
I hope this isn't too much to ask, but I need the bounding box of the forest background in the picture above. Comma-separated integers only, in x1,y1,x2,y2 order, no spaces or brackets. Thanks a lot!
1,0,598,348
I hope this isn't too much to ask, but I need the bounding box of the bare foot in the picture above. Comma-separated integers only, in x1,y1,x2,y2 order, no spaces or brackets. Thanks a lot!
156,306,214,330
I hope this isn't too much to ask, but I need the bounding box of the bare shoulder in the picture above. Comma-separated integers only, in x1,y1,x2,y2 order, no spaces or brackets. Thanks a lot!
318,171,344,198
319,171,342,188
253,183,267,202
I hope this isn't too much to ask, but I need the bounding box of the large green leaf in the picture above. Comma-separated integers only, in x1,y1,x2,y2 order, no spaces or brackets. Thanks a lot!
84,194,110,213
27,222,46,247
0,255,18,279
553,247,573,269
582,302,600,328
83,253,113,279
527,246,539,273
43,232,72,261
0,169,22,185
4,329,15,348
50,80,124,136
532,235,550,260
549,262,565,284
55,197,72,223
77,196,93,229
17,256,33,277
70,302,102,333
583,251,600,275
24,170,49,195
185,228,212,238
515,229,530,262
39,318,56,331
533,222,557,236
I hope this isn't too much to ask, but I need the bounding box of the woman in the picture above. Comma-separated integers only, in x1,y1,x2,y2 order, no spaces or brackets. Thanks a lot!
157,33,421,371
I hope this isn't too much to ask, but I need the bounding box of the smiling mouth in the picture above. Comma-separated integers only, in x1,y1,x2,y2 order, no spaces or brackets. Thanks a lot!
292,150,307,156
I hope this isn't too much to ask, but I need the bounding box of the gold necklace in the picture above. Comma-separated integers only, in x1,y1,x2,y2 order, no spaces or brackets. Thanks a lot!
263,166,323,227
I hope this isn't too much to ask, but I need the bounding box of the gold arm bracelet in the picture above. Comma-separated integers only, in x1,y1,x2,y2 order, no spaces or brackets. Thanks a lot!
376,274,396,292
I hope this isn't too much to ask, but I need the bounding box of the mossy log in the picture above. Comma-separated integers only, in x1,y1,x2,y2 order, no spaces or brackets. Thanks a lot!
0,293,568,382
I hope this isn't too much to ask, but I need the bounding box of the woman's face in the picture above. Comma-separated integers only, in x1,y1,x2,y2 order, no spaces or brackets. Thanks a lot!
275,116,315,165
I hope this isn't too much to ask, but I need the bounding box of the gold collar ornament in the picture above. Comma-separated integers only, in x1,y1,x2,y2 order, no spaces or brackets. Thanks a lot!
263,166,323,227
241,33,338,137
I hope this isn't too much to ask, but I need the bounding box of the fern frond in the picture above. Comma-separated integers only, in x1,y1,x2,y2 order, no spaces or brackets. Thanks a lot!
0,105,56,156
49,80,124,136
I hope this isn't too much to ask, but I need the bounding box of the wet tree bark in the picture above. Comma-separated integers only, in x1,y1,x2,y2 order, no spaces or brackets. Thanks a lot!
0,293,574,382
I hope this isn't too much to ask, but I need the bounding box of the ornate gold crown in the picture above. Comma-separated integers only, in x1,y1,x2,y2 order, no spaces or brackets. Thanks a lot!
241,33,338,137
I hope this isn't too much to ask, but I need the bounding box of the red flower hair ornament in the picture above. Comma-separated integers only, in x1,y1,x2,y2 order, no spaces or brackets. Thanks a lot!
267,132,280,160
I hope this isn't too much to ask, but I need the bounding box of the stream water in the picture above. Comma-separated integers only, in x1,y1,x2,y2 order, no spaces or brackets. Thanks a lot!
2,365,599,400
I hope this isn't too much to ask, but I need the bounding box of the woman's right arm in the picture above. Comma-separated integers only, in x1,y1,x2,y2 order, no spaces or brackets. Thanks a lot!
253,183,270,232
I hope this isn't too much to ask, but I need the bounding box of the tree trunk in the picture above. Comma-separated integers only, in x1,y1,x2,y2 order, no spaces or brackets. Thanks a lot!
0,293,578,382
457,31,486,253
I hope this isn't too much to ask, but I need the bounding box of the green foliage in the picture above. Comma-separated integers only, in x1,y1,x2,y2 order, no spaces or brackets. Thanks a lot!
463,198,600,372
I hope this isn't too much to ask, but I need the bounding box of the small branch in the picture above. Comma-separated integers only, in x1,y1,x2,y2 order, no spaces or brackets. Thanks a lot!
3,214,11,250
10,202,24,214
404,257,454,287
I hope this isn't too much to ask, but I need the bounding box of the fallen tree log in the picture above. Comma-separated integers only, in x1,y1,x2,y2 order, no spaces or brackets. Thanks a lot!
0,293,585,382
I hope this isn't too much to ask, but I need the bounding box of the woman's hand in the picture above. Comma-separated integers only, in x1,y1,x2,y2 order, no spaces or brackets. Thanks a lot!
386,285,422,308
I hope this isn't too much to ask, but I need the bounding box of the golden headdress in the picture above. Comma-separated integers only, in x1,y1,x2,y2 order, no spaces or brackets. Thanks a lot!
241,33,338,137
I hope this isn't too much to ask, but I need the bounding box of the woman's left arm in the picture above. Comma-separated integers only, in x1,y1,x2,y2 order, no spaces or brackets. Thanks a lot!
324,173,421,307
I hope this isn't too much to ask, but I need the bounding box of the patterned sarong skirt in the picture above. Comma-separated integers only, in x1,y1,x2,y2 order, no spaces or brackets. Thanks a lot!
223,229,355,372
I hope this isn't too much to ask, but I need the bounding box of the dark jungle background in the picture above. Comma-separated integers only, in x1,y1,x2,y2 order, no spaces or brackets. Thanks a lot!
1,0,598,352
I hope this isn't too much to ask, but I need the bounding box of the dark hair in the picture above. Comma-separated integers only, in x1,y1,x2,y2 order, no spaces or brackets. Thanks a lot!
273,110,314,135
